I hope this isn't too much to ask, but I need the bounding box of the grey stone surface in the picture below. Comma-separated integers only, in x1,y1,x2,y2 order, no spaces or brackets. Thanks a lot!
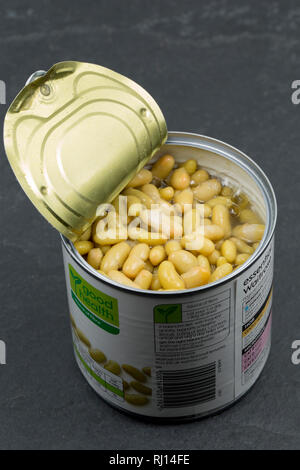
0,0,299,450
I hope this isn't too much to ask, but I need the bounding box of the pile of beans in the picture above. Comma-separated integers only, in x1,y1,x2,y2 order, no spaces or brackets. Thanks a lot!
74,154,265,291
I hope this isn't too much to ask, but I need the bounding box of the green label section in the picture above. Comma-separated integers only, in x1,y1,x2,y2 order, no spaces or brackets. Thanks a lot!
74,343,123,398
154,304,182,323
69,264,119,334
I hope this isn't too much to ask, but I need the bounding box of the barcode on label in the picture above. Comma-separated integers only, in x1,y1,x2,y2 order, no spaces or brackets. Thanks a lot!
157,362,216,408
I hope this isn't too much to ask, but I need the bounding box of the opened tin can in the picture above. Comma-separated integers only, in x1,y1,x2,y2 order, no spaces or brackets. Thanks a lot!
61,132,276,421
3,62,276,421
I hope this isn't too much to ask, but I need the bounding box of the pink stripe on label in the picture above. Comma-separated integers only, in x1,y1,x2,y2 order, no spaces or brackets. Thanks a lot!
242,311,272,372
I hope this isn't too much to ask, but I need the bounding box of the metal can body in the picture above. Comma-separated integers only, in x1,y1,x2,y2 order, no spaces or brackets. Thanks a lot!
61,132,276,421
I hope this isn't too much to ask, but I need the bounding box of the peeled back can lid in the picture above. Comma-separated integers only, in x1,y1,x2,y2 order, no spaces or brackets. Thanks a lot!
3,61,167,241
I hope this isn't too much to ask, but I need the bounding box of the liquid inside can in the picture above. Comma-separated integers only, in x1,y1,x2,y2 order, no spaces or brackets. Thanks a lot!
61,132,276,421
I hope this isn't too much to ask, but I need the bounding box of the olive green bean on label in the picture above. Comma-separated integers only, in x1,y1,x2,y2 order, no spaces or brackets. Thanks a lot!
74,154,265,290
130,381,152,396
122,380,130,391
104,360,121,376
89,348,106,364
76,328,91,348
142,367,151,377
122,364,147,382
125,393,149,406
70,314,76,328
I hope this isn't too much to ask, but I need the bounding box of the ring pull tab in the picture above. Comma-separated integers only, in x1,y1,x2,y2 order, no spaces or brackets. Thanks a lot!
25,70,46,85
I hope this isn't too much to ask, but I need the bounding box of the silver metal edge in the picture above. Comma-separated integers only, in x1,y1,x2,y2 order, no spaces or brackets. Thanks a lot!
25,70,46,85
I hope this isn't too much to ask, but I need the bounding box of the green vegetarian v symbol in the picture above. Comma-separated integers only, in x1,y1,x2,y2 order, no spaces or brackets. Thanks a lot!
156,305,180,323
70,267,82,295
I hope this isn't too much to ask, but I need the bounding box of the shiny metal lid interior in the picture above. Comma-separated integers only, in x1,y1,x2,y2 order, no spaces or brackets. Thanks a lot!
3,61,167,241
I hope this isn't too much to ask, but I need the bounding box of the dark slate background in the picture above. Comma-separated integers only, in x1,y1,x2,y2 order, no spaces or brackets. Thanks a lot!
0,0,299,450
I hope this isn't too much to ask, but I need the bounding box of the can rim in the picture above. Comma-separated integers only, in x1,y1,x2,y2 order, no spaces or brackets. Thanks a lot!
61,131,277,297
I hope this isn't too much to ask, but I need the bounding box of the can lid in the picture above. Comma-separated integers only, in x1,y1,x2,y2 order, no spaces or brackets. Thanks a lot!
3,61,167,241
